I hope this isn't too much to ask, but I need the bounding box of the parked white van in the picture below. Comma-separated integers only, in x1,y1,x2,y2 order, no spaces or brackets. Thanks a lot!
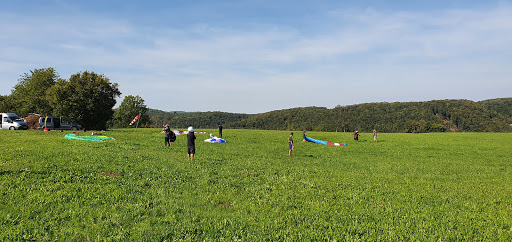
0,113,28,130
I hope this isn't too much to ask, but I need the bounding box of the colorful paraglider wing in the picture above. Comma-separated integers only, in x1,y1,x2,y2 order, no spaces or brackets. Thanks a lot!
65,133,115,142
304,136,327,145
173,130,207,135
305,136,346,146
204,137,226,143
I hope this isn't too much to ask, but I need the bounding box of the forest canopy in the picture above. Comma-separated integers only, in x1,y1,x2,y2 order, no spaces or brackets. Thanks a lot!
148,98,512,133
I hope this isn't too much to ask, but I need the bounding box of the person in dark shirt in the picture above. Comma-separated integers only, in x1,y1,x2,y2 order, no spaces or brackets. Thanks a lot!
163,124,172,146
187,126,196,160
218,124,223,138
302,129,307,143
354,131,359,141
289,132,294,156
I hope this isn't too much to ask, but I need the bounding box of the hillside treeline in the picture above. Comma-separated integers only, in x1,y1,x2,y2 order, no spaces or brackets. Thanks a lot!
148,109,250,129
150,98,512,132
480,98,512,119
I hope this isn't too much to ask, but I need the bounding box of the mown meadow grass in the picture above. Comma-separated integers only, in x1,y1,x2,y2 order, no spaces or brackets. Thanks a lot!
0,129,511,240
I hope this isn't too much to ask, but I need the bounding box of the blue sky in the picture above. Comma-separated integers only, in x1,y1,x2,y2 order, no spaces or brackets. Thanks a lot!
1,0,511,114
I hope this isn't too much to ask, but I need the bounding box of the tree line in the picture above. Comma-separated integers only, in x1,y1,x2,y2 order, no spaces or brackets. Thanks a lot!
148,109,250,129
149,99,512,132
0,68,151,130
2,68,510,132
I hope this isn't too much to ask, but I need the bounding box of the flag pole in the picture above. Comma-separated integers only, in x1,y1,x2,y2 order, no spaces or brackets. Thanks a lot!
133,113,141,133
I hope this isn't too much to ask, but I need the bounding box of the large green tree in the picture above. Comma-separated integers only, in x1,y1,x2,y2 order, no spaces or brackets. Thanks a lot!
111,95,151,128
0,95,13,112
9,67,60,116
47,71,121,130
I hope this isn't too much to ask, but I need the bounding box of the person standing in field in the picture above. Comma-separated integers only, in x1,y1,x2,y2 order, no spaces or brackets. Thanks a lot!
187,126,196,160
218,124,223,138
302,129,307,143
373,129,378,142
289,132,295,156
354,131,359,141
163,124,173,147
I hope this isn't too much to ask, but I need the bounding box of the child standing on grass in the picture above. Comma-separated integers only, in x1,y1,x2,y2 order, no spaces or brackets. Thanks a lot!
373,129,378,142
187,126,196,161
289,132,295,156
302,129,307,143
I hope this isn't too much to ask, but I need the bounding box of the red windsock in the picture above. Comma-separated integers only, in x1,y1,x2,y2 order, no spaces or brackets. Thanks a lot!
129,115,139,125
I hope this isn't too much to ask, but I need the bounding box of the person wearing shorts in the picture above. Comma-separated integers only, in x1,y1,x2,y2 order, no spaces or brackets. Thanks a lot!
373,129,378,142
187,126,196,160
289,132,295,156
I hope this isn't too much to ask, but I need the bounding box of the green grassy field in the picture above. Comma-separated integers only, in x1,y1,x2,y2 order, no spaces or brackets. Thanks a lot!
1,129,511,240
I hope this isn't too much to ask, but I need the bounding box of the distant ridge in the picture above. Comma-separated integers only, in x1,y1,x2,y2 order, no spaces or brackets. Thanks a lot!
147,109,185,114
147,98,512,132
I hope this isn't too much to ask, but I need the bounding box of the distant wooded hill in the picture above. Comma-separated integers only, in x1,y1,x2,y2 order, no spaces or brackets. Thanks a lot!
147,98,512,132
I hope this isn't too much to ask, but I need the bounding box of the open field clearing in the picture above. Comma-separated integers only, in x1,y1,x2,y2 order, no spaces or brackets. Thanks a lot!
1,129,511,240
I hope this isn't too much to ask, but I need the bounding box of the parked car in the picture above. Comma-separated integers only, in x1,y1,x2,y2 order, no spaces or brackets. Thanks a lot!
0,113,28,130
38,116,82,130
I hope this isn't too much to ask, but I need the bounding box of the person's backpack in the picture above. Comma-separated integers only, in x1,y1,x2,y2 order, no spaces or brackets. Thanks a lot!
170,131,176,142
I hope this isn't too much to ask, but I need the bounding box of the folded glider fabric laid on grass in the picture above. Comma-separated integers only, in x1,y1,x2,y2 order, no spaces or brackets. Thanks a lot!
173,130,207,135
65,133,115,142
204,137,226,143
305,136,346,146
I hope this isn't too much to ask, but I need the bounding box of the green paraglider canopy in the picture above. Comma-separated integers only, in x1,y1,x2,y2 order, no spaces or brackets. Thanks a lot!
65,133,115,142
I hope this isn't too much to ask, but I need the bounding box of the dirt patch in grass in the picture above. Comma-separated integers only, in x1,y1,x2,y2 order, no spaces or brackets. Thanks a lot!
103,172,122,177
216,203,233,208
